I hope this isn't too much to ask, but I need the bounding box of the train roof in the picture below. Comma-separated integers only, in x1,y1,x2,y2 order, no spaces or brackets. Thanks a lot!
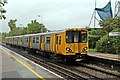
6,28,87,38
23,29,66,37
6,35,23,38
23,28,87,37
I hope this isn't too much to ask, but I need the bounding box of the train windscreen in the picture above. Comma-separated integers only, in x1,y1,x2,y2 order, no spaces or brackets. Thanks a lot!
66,31,87,43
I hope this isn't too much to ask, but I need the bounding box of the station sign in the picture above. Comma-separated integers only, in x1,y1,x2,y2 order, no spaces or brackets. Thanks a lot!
109,32,120,36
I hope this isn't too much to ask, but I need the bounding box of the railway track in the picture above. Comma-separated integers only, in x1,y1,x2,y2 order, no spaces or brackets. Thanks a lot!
12,49,100,80
78,63,120,78
2,44,120,80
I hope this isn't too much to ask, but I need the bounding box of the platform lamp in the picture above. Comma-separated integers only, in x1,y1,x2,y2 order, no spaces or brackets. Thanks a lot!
38,15,43,24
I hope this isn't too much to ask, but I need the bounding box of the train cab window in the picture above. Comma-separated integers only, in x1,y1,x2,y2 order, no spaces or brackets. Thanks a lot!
66,31,87,43
74,32,79,42
33,37,35,43
46,37,50,44
59,36,61,45
81,31,87,42
66,31,72,43
36,37,39,43
66,31,79,43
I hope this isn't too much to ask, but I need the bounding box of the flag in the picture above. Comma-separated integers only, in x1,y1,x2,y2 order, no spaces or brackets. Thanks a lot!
95,1,113,20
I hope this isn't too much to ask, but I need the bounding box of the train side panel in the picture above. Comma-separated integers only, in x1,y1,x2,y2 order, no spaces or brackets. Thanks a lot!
22,36,29,48
31,35,40,50
18,37,22,47
54,32,66,55
40,35,45,51
44,34,51,52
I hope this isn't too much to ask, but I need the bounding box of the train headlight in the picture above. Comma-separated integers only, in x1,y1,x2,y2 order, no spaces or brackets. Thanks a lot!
66,47,72,52
82,47,87,52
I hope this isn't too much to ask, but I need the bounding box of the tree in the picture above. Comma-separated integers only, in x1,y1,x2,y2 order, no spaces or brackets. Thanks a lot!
27,20,47,34
99,17,120,33
0,0,7,20
8,19,17,31
96,17,120,54
1,32,9,42
96,28,120,54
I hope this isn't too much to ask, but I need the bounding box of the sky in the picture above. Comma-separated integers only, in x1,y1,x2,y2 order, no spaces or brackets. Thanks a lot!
1,0,117,32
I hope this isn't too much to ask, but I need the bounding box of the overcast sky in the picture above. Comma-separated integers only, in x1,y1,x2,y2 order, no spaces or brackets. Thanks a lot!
1,0,116,32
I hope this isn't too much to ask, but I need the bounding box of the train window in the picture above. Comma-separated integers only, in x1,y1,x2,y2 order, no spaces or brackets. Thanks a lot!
66,31,87,43
81,31,87,42
74,32,79,42
36,37,39,43
59,36,61,45
26,38,28,42
21,38,22,42
56,36,58,44
33,37,35,43
46,37,50,44
66,31,72,43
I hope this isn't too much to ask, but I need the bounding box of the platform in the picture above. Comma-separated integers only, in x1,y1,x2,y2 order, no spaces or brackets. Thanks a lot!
0,45,63,79
88,52,120,61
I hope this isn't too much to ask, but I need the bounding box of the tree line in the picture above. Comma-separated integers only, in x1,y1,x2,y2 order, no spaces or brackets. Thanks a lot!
1,19,48,42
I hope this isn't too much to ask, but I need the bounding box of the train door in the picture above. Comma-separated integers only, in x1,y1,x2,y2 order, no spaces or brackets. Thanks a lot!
55,34,61,53
29,36,32,48
40,35,44,51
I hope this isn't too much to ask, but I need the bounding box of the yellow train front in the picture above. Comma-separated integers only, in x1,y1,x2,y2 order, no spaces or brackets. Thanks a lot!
41,28,88,62
64,28,88,62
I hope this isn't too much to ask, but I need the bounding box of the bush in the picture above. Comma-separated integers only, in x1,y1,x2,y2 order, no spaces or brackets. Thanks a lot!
88,29,99,49
96,28,120,54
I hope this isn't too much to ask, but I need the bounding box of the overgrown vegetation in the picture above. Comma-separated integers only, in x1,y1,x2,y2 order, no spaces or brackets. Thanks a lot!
96,28,120,54
88,17,120,54
1,19,48,42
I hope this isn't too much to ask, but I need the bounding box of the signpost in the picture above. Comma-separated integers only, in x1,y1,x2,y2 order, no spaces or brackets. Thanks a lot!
109,32,120,36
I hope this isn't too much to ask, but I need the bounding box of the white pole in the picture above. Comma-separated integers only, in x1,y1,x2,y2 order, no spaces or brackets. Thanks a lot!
94,0,97,28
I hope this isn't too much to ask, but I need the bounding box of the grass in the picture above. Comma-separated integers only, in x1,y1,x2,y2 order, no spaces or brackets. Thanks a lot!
89,48,97,52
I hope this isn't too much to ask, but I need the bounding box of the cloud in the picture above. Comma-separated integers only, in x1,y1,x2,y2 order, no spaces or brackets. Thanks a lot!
1,0,115,32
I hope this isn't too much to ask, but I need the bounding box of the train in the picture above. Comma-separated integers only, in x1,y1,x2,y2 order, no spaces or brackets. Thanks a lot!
6,28,88,62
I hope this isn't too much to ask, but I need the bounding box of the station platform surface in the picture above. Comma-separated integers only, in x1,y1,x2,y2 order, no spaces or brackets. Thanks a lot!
0,45,63,79
88,52,120,61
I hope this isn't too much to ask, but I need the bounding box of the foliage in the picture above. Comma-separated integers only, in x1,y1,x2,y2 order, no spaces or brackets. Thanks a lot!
1,32,9,42
88,29,99,49
96,28,120,54
8,19,17,31
96,17,120,54
88,28,106,49
6,19,48,37
9,27,27,36
0,1,7,20
99,17,120,33
27,20,47,34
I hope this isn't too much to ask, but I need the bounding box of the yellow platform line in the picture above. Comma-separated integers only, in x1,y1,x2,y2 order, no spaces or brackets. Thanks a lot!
2,48,46,80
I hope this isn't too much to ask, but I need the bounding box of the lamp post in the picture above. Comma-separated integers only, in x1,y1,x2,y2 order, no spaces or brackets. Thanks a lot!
38,15,43,24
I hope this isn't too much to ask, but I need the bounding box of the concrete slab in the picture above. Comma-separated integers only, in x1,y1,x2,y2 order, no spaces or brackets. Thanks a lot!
1,48,37,78
89,52,120,61
0,45,63,79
